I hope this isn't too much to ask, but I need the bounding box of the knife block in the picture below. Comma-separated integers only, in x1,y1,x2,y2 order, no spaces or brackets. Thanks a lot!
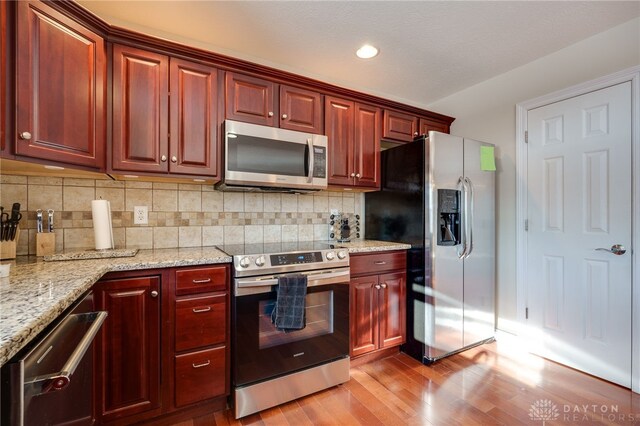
36,232,56,257
0,228,20,260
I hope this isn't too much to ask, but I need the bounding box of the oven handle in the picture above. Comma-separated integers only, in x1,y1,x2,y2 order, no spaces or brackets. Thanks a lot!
235,268,350,292
25,311,108,393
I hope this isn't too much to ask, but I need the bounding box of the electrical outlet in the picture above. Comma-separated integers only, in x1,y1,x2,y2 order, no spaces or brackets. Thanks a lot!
134,206,148,225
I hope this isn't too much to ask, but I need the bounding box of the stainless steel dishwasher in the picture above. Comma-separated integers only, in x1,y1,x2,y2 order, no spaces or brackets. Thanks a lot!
1,292,107,426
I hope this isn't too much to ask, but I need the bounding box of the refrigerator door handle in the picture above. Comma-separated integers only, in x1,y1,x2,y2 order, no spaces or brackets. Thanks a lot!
457,176,468,259
464,177,474,258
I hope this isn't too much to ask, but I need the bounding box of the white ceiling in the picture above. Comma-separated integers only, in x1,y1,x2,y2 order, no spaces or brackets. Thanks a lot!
78,1,640,109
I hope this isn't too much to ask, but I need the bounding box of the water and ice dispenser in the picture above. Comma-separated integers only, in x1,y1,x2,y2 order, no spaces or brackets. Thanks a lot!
437,189,461,246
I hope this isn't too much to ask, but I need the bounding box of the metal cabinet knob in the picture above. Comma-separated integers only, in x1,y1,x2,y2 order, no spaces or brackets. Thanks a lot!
171,156,177,163
350,172,355,177
374,284,381,290
268,112,274,117
595,244,626,255
150,290,159,298
161,155,167,162
281,114,288,119
355,173,361,178
381,283,387,289
414,131,419,136
19,131,32,140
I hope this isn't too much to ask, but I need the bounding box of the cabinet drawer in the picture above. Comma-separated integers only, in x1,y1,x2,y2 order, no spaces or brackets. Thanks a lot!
176,266,227,296
350,251,406,276
175,347,226,407
176,295,226,352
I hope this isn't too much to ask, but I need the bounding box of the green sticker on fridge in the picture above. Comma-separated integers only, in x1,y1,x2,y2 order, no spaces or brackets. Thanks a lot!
480,146,496,171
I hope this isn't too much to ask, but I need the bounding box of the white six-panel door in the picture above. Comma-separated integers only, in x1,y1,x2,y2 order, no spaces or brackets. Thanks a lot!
526,82,632,387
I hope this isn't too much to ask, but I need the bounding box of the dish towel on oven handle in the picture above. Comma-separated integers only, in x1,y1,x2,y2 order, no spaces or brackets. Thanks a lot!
271,274,307,330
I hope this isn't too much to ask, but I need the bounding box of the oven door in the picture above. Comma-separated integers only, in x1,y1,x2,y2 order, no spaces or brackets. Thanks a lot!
232,272,349,387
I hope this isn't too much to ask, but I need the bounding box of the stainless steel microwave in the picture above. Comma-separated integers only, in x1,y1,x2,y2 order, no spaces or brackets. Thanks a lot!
216,120,328,193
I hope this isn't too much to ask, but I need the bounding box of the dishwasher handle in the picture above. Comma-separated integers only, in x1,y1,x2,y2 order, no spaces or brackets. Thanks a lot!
28,311,108,393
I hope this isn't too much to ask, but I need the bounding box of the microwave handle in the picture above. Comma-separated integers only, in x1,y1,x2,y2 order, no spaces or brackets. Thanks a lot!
307,138,314,183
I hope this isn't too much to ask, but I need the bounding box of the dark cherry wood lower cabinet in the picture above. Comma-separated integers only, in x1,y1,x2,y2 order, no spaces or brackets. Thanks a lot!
349,251,407,361
94,273,162,424
93,264,230,425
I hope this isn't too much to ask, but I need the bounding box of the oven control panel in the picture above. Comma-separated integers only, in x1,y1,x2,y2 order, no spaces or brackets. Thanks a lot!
234,249,349,275
271,251,322,266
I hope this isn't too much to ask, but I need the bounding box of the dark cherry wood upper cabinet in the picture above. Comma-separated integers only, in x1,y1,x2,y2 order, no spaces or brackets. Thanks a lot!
95,275,161,423
225,72,276,126
15,0,106,168
169,59,218,176
354,103,381,189
112,45,169,173
279,85,323,134
1,0,10,157
383,109,418,142
379,272,406,349
419,117,450,136
325,97,355,186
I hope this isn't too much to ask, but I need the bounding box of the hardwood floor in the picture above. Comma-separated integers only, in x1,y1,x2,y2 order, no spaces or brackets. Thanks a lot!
173,338,640,425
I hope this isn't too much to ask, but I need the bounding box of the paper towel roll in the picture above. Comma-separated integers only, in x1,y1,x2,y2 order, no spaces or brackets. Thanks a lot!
92,200,114,250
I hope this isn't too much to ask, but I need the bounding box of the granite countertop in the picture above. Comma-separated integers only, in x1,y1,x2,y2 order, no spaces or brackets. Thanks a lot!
0,240,409,367
0,247,231,367
338,239,411,252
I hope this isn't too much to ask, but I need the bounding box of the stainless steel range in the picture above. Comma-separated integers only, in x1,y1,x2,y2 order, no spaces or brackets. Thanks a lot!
226,242,350,419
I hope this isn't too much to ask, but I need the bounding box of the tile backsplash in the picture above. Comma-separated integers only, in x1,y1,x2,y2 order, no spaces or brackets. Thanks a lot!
0,175,363,255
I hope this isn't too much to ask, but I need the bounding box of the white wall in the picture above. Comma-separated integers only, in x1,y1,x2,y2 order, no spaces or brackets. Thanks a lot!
428,17,640,333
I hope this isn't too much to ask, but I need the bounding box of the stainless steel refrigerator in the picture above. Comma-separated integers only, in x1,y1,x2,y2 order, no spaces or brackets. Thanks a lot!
365,131,495,363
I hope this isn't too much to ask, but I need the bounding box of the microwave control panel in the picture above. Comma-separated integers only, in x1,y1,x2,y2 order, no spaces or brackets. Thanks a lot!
313,147,326,178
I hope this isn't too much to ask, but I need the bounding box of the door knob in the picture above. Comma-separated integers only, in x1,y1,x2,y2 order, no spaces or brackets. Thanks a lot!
281,114,288,119
161,155,167,162
19,131,32,140
171,156,177,163
268,112,274,117
150,290,159,298
595,244,626,255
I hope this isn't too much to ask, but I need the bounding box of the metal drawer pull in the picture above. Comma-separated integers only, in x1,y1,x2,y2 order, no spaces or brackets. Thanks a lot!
192,306,211,313
374,261,387,265
192,278,212,284
192,360,211,369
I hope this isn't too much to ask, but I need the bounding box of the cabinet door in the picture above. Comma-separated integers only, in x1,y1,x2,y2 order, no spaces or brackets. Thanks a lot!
419,117,450,136
379,272,406,349
382,110,418,142
112,45,168,173
1,0,10,157
354,103,381,189
279,85,322,134
169,58,218,177
325,96,355,186
225,72,276,126
16,0,105,168
350,276,379,357
95,276,161,422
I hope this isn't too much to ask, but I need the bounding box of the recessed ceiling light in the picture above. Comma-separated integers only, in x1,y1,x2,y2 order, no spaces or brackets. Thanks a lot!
356,44,379,59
